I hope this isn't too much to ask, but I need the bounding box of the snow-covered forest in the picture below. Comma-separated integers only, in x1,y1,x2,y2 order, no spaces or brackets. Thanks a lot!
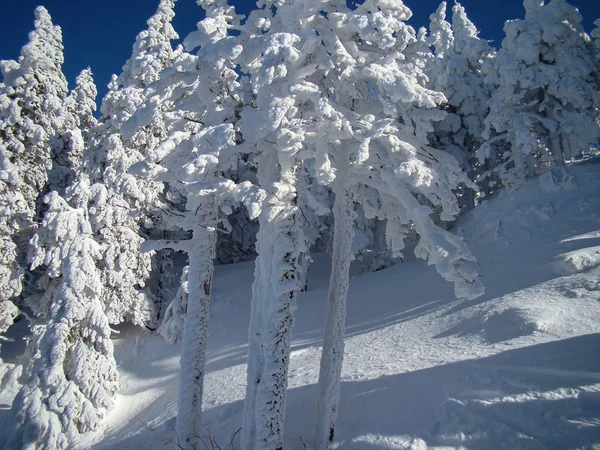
1,0,599,449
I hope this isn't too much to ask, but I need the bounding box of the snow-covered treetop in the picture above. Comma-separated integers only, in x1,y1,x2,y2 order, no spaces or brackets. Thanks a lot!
63,68,98,132
101,0,179,124
20,7,66,87
184,0,243,50
119,0,179,88
452,2,493,61
484,0,600,165
524,0,545,16
0,6,68,207
429,2,454,58
1,5,67,132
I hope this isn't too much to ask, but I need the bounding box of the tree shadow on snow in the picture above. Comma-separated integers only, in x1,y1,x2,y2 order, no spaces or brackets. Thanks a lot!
100,334,600,450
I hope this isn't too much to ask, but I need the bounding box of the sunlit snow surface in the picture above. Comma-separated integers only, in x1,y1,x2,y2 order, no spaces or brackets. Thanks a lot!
3,163,600,449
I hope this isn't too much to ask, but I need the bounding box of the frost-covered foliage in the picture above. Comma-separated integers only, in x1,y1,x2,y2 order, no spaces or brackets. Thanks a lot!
66,175,155,327
0,6,68,209
230,1,488,447
70,0,182,328
237,0,324,445
427,2,496,207
0,7,68,317
429,2,454,59
0,148,28,329
159,266,188,344
7,192,118,450
50,68,98,195
126,1,265,447
483,0,600,187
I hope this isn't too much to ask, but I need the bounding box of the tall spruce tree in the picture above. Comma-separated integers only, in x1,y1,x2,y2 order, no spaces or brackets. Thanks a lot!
483,0,600,187
69,0,180,327
0,7,68,319
125,1,266,446
427,2,495,208
7,192,118,450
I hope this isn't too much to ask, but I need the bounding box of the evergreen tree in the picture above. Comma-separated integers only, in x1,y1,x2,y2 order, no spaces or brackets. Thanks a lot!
0,7,68,315
428,2,495,207
0,6,68,209
70,0,181,328
126,1,264,446
253,1,485,447
483,0,600,187
50,69,98,196
0,148,28,361
237,0,328,445
6,192,118,450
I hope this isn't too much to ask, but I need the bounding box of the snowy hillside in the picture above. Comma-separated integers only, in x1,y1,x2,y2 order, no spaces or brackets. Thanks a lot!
7,162,589,449
1,1,600,449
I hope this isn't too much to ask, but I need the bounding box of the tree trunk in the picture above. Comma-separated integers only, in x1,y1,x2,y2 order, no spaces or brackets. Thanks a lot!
176,197,217,450
242,164,303,450
315,187,354,450
550,134,575,186
241,219,271,450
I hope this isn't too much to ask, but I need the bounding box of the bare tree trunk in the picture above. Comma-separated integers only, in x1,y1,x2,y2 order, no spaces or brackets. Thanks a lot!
315,186,354,450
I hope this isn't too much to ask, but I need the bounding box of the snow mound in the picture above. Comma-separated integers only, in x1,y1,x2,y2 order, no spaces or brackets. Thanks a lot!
554,245,600,275
439,267,600,343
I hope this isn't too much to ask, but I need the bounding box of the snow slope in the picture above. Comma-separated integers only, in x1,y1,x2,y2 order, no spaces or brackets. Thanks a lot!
4,163,600,449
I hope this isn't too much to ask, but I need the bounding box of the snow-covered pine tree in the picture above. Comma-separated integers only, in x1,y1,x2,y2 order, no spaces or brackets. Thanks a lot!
258,1,487,447
0,148,29,366
126,2,266,447
49,68,98,196
6,192,118,450
236,0,342,445
0,7,68,316
0,6,68,210
427,2,495,209
70,0,181,328
482,0,600,187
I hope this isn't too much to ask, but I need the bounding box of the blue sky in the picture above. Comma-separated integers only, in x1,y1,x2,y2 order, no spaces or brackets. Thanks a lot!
1,0,599,107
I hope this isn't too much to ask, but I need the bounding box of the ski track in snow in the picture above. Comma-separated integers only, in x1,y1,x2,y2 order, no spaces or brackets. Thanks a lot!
3,164,600,449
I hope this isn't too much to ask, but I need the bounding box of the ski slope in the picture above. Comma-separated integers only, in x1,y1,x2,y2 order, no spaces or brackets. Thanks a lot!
4,163,600,449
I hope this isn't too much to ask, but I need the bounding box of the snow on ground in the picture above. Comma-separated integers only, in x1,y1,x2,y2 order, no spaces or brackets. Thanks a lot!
4,163,600,449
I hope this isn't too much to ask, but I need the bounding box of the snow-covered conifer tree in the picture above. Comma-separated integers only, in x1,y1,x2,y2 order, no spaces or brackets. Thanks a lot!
429,2,454,59
0,148,28,353
236,0,335,445
50,68,98,195
482,0,600,187
0,6,68,209
126,2,267,447
254,1,487,447
427,2,495,208
6,192,118,450
70,0,181,328
0,7,68,315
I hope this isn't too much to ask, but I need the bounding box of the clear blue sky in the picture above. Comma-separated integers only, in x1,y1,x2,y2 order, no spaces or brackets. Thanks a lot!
1,0,599,107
